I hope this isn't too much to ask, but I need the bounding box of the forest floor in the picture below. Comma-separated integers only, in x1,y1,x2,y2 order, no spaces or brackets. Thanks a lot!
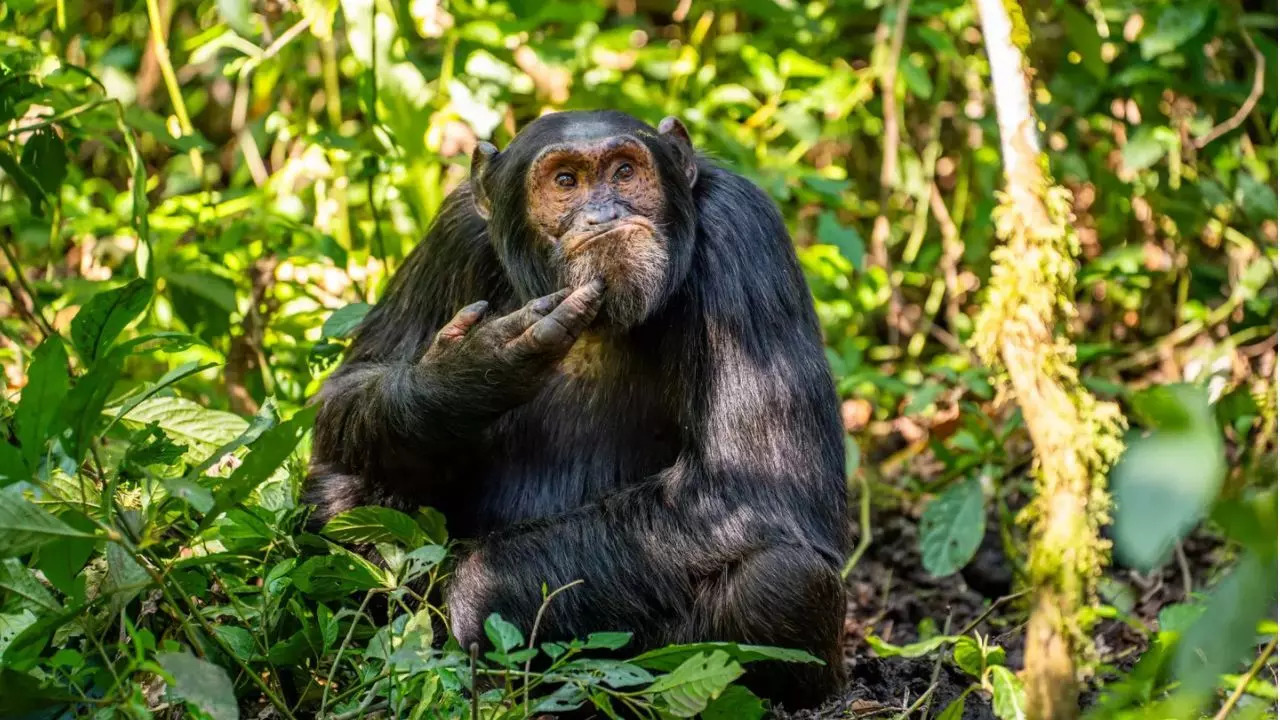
782,504,1227,720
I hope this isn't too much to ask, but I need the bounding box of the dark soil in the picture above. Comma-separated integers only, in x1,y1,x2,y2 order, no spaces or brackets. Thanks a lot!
782,501,1228,719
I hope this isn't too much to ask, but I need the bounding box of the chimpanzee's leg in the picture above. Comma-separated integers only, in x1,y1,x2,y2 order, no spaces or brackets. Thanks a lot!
447,512,845,711
689,544,846,709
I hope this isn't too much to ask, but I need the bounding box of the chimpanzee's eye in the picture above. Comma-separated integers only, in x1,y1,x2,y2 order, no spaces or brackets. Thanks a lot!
555,172,577,188
613,163,634,181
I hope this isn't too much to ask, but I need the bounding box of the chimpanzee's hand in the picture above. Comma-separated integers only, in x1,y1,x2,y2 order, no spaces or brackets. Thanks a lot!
419,279,606,413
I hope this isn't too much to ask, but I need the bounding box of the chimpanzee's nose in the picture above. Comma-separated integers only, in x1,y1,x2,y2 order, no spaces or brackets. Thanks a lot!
582,204,622,226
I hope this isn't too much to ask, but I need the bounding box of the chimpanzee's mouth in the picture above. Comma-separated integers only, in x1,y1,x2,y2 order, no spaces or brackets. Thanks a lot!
565,218,657,253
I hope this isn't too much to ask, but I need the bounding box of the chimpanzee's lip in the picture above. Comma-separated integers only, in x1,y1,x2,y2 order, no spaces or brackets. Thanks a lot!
565,218,656,252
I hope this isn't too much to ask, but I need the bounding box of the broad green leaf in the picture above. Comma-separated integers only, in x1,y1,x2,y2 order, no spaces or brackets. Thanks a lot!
817,210,865,271
919,478,985,577
1140,3,1213,59
1112,384,1224,571
0,149,48,215
585,632,633,650
701,684,765,720
0,559,61,613
322,302,373,339
484,613,523,653
645,650,743,717
19,127,66,195
631,641,821,671
323,506,429,547
70,278,153,363
205,405,318,522
989,666,1026,720
61,354,124,463
123,396,249,462
0,488,96,558
1121,127,1166,174
864,633,958,659
104,361,218,434
0,667,81,715
0,444,26,488
188,397,280,477
1174,551,1276,699
1158,602,1204,634
123,107,214,152
556,658,653,688
937,691,971,720
292,552,388,599
157,651,239,720
14,338,69,470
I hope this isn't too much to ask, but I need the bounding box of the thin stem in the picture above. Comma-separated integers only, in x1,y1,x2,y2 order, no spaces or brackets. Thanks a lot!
1212,637,1276,720
143,0,203,177
522,579,586,713
841,470,873,579
319,591,375,716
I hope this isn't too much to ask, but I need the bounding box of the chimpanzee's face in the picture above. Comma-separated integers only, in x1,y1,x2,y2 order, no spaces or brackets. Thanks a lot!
471,111,699,330
524,134,670,328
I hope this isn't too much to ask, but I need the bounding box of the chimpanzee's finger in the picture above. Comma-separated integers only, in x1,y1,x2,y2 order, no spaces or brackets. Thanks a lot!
489,289,572,340
436,301,490,343
515,278,605,355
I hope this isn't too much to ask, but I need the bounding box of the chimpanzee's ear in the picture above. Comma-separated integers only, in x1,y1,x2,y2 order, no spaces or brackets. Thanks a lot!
470,141,498,220
658,116,697,188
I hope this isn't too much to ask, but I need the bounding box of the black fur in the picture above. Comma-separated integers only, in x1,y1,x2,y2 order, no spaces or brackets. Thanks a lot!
305,111,848,709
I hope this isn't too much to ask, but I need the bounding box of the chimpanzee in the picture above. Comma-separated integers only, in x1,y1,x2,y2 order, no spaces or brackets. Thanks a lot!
304,110,848,709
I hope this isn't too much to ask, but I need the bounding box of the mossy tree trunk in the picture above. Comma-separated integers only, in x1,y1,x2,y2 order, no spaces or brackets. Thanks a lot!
972,2,1126,718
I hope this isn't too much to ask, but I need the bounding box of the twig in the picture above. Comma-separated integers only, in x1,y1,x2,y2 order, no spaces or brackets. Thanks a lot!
1195,28,1266,149
958,589,1031,637
841,470,873,579
870,0,912,343
470,642,481,720
1173,541,1193,599
143,0,203,177
319,591,375,716
0,98,114,139
920,612,952,718
522,579,585,713
891,682,936,719
1212,637,1277,720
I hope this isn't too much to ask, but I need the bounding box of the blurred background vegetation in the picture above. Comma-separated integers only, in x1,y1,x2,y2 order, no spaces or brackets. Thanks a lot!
0,0,1275,717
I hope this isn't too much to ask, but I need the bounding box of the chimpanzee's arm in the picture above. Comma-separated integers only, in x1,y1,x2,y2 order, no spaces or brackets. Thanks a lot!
305,190,514,522
449,166,847,680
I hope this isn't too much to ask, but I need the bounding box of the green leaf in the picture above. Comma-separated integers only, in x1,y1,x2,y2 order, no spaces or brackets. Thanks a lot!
19,127,67,195
188,397,279,477
0,149,48,215
864,633,958,659
989,666,1026,720
0,488,96,558
0,667,80,715
1157,602,1204,634
556,658,653,688
630,642,821,671
205,405,317,522
123,107,214,152
1112,384,1224,571
1121,127,1166,174
156,651,239,720
1174,551,1276,699
292,551,388,599
61,354,125,463
322,302,373,339
817,211,865,271
919,478,985,577
15,338,69,470
701,684,765,720
70,278,153,362
644,650,743,717
484,613,523,653
414,507,449,544
585,632,633,650
323,506,429,547
953,636,982,676
0,559,61,613
124,396,249,463
937,690,971,720
1140,3,1213,60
